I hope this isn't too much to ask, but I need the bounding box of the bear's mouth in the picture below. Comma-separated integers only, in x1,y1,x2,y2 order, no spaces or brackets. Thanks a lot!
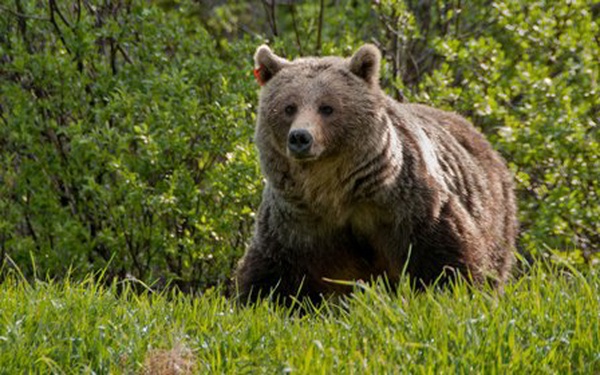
287,143,321,162
287,151,318,162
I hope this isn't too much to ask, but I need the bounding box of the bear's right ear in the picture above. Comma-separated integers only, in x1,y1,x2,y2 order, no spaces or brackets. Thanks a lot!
254,45,289,86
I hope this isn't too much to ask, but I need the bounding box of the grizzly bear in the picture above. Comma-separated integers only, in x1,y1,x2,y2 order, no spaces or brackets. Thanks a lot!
234,44,517,304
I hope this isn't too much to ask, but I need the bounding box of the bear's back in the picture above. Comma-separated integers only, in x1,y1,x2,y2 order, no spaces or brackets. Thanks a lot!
390,102,514,203
386,101,517,286
401,103,506,172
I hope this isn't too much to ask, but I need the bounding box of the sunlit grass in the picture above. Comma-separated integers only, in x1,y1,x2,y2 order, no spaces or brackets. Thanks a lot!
0,261,598,373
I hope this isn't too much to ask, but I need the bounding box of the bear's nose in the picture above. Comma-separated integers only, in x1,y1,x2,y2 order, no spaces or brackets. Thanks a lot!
288,129,313,156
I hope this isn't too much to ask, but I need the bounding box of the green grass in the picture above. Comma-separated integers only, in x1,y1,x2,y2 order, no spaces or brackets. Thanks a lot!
1,262,599,374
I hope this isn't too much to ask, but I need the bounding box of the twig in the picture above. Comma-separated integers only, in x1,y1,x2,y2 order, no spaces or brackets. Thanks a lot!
289,3,303,54
316,0,324,54
48,0,72,55
270,0,278,36
117,43,133,65
49,0,72,29
261,0,278,38
390,7,400,96
454,0,461,36
23,189,41,252
0,105,8,127
13,0,28,46
109,38,117,74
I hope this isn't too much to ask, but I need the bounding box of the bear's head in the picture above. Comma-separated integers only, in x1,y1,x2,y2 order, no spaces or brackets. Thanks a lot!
253,44,386,164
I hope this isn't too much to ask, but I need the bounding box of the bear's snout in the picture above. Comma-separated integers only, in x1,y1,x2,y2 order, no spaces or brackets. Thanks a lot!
287,129,314,159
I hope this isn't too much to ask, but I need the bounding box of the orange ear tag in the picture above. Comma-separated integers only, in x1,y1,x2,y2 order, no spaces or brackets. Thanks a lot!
253,65,265,86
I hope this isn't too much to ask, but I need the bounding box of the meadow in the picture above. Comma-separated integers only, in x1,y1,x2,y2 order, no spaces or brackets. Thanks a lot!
1,260,598,374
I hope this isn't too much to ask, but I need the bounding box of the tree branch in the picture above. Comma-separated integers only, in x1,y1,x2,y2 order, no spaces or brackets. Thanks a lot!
49,0,71,29
47,0,72,55
316,0,325,54
289,3,303,54
261,0,278,38
117,43,133,65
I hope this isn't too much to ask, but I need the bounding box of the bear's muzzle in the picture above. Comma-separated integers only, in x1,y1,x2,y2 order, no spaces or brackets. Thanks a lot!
287,129,314,159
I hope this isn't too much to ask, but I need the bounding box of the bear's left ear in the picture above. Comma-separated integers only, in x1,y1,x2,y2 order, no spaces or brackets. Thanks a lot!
254,45,289,86
349,44,381,86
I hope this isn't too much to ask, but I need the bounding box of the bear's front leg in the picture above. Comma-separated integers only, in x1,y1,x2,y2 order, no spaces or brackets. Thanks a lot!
234,241,315,306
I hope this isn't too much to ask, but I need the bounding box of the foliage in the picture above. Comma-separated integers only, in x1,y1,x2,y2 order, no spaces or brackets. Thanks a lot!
0,264,599,373
0,1,261,289
382,0,600,257
0,0,598,289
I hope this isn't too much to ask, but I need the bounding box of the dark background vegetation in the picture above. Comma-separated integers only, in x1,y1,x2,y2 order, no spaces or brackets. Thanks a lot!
1,0,598,291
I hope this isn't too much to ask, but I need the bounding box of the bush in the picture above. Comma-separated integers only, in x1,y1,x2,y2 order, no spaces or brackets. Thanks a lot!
373,0,600,258
1,0,598,290
0,1,261,289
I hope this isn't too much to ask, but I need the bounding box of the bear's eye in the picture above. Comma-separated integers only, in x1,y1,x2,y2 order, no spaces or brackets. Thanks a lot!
284,104,297,116
319,105,334,116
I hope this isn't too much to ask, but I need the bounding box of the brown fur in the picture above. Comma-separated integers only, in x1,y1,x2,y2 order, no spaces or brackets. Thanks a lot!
234,44,517,304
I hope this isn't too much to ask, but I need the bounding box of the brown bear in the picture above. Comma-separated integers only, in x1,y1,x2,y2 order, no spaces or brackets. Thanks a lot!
234,44,517,304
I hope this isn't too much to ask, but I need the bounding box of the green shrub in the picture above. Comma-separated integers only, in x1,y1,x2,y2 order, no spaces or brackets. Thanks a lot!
375,0,600,257
1,0,597,290
0,1,261,289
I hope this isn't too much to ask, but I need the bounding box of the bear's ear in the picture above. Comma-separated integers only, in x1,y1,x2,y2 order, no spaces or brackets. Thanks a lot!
349,44,381,86
254,45,289,86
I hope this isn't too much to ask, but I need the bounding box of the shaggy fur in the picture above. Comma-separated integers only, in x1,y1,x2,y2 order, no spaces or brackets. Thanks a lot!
234,44,517,304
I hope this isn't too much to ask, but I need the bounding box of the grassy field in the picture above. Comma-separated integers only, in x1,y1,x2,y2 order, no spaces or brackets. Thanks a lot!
0,261,598,374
